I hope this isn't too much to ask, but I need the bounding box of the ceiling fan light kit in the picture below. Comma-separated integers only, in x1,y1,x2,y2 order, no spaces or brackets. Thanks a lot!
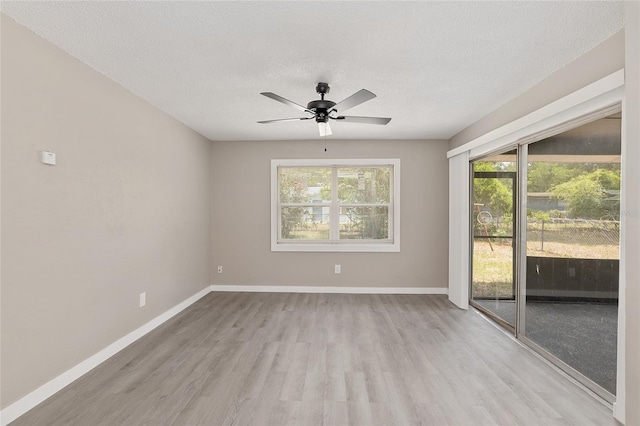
258,82,391,136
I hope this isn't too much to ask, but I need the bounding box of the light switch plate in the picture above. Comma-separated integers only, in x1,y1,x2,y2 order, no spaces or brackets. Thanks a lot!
41,151,56,165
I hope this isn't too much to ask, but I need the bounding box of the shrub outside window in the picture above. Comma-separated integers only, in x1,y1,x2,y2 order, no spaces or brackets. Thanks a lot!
271,159,400,252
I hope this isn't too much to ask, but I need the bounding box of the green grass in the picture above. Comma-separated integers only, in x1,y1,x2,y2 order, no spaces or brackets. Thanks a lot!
472,240,514,298
287,223,330,240
471,233,620,298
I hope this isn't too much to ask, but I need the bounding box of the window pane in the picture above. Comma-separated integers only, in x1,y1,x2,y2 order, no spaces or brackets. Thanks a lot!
281,206,330,240
279,167,332,203
339,206,389,239
470,152,517,328
338,167,390,204
523,114,621,395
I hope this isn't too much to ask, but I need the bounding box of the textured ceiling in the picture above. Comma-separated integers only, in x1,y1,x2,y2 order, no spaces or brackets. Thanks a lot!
0,1,624,141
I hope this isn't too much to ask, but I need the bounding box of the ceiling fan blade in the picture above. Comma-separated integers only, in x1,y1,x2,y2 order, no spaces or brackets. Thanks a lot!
258,117,313,124
330,89,376,114
333,116,391,125
260,92,311,113
318,121,332,137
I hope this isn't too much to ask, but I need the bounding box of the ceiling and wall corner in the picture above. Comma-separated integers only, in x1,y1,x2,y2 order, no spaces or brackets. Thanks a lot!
0,1,624,141
448,29,626,150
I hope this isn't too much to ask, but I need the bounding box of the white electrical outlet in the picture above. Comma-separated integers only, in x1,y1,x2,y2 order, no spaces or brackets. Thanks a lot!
139,292,146,307
335,264,341,274
217,265,223,274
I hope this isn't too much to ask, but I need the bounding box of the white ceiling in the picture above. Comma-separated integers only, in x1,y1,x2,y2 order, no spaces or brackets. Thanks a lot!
1,1,624,141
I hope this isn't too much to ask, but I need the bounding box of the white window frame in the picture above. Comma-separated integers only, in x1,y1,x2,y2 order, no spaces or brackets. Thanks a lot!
271,158,400,252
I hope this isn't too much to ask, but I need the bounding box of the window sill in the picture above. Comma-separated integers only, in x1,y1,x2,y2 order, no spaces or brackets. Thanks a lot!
271,241,400,253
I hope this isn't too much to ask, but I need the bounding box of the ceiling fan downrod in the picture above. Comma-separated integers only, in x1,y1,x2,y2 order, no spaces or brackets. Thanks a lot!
307,82,336,122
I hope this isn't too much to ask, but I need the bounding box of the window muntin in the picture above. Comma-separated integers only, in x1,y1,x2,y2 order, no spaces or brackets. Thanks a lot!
272,159,400,252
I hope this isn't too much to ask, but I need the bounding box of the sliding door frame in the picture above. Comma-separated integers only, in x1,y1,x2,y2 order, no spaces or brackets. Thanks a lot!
468,146,519,333
470,107,621,403
516,143,528,338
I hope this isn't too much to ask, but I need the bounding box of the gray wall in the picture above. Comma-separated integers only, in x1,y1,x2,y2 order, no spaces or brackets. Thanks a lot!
211,139,449,288
449,30,625,150
0,16,212,408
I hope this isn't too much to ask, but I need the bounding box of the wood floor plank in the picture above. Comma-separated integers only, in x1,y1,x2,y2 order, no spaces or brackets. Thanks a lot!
322,401,349,426
345,372,369,404
11,293,615,426
237,341,279,400
279,342,311,401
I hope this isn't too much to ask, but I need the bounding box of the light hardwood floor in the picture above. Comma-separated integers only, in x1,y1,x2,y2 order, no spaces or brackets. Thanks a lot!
13,293,616,425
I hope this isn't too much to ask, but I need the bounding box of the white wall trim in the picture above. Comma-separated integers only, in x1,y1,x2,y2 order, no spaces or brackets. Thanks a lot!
613,79,631,426
613,402,624,424
211,285,447,295
448,151,470,309
447,69,625,159
0,286,212,426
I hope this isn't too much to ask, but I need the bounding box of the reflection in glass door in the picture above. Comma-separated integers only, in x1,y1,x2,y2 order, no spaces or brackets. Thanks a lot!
470,150,517,328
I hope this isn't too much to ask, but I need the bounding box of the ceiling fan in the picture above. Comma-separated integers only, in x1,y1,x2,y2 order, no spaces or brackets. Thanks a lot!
258,82,391,136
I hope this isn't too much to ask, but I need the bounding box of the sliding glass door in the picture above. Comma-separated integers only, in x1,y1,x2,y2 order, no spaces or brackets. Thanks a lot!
469,112,621,402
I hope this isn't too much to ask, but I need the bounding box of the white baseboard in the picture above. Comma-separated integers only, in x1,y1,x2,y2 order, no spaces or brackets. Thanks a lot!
613,402,625,424
1,284,448,425
0,286,212,426
211,284,448,295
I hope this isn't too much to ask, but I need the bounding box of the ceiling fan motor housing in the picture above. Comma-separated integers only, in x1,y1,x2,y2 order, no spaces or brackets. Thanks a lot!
310,82,335,122
307,99,336,123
